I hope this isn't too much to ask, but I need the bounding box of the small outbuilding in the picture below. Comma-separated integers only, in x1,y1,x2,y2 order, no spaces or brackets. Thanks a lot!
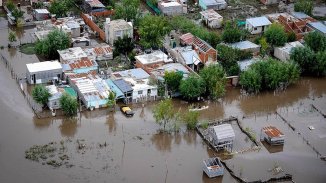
200,9,223,29
274,41,303,61
33,9,50,21
261,126,285,145
199,0,227,11
158,1,183,16
229,40,261,55
208,124,235,150
246,16,272,34
26,61,63,84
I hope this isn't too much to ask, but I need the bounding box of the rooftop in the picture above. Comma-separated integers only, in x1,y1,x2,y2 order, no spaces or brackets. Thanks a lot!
113,79,133,93
262,126,284,138
247,16,272,27
151,63,190,80
237,58,258,71
180,33,194,45
135,50,173,65
85,0,105,8
106,79,124,99
193,37,215,53
26,61,62,73
58,47,88,61
201,0,223,6
83,44,113,60
276,41,303,54
61,57,98,72
200,9,223,20
212,124,235,140
179,48,201,65
159,1,182,7
109,19,133,31
229,40,260,50
308,22,326,34
34,9,50,14
112,68,150,80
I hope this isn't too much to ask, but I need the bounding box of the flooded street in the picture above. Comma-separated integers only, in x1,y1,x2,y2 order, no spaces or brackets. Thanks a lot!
1,12,326,183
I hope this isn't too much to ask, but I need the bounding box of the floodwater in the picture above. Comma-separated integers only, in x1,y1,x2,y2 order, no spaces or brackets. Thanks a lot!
1,13,326,183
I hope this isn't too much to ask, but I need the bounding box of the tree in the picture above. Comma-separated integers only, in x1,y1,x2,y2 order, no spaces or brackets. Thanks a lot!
304,31,326,52
35,29,70,59
59,93,78,116
259,37,269,56
239,68,262,93
199,64,226,99
114,0,141,26
113,35,135,56
32,85,51,106
221,21,246,43
49,0,73,18
182,110,200,130
11,8,24,20
290,46,315,75
139,15,171,49
314,51,326,76
106,91,116,108
287,32,296,42
153,99,179,132
8,31,17,45
264,23,287,47
6,0,15,11
164,71,183,94
294,0,313,16
179,74,205,100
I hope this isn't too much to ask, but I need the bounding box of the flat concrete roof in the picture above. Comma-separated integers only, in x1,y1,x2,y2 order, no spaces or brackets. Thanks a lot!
27,60,62,73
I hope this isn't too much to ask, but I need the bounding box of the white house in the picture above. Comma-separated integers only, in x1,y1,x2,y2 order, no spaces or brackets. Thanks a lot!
104,19,133,45
246,16,272,34
158,1,183,16
274,41,303,61
26,61,62,84
200,9,223,29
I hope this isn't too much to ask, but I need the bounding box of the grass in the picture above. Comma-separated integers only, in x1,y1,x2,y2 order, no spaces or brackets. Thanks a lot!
19,43,36,55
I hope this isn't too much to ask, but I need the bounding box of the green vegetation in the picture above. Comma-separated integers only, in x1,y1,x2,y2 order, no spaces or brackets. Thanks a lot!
114,0,141,26
179,74,205,100
239,58,300,93
6,0,15,11
304,31,326,52
153,99,180,132
259,37,269,56
287,32,296,42
32,85,51,106
139,15,171,49
294,0,313,16
221,21,247,43
49,0,73,18
8,31,17,45
199,64,226,99
20,43,36,55
11,8,24,20
59,93,78,116
182,110,200,130
106,92,116,108
164,71,183,94
264,23,287,47
244,127,257,142
35,29,70,59
200,120,209,129
113,35,135,56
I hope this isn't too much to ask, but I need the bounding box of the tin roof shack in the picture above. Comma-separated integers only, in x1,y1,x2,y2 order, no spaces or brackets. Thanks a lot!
261,126,285,145
82,0,106,13
274,41,303,61
150,62,191,81
105,19,133,45
46,85,77,110
246,16,272,35
135,50,173,74
26,61,63,84
68,72,112,110
199,0,227,11
158,1,183,16
33,9,50,21
260,0,279,5
203,157,224,178
229,40,261,56
61,57,99,74
179,33,194,46
208,124,235,151
58,47,88,62
308,22,326,36
83,44,113,61
200,9,223,29
179,47,202,71
192,37,217,65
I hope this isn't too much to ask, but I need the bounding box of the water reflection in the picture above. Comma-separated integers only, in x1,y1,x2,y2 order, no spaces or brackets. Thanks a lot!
33,116,52,129
151,132,173,152
59,117,79,137
106,111,117,133
182,131,197,146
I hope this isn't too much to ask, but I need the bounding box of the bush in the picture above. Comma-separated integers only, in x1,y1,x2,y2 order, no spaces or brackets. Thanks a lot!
304,31,326,52
182,110,200,130
179,74,205,100
290,46,316,75
264,23,287,47
199,64,226,99
32,85,51,106
239,68,262,93
6,0,15,11
294,0,313,16
59,93,78,116
221,21,247,43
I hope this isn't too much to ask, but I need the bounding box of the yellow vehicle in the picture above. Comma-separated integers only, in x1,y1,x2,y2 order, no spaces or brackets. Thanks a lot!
120,106,134,117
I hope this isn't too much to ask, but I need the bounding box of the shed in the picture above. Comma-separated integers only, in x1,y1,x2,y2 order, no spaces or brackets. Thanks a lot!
261,126,285,145
33,9,50,21
229,40,261,55
260,0,279,5
199,0,227,10
200,9,223,29
274,41,303,61
208,124,235,150
308,22,326,36
246,16,271,34
158,1,183,16
26,61,63,84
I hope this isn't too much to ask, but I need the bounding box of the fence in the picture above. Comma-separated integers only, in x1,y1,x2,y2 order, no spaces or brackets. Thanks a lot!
81,13,106,41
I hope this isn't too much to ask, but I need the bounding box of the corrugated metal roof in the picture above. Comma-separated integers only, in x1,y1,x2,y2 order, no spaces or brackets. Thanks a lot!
34,9,50,14
212,124,235,140
113,79,133,93
230,40,260,50
262,126,284,138
106,79,124,99
180,50,201,65
246,16,271,27
291,12,310,19
27,61,62,73
113,68,150,80
308,22,326,34
85,0,105,8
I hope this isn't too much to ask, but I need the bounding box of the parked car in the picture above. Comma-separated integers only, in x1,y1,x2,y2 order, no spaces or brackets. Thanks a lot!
120,106,134,117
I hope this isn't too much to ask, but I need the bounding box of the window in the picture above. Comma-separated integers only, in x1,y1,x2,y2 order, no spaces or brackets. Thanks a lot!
138,90,143,95
254,27,258,31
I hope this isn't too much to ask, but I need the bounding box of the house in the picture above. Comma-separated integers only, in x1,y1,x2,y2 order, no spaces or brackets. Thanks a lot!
104,19,133,45
82,0,106,13
260,0,279,5
46,85,77,110
68,72,112,110
112,79,133,104
200,9,223,29
58,47,88,62
135,50,173,74
274,41,303,61
246,16,272,34
208,124,235,150
229,40,261,55
33,9,50,21
26,61,63,84
123,77,158,103
150,63,191,81
83,44,113,61
308,22,326,36
61,57,99,74
158,1,183,16
111,68,150,80
179,47,202,71
198,0,227,11
261,126,285,145
179,33,194,46
192,37,217,64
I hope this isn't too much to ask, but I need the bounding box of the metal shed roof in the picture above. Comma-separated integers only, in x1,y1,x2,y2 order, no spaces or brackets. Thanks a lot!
230,40,260,50
34,9,50,14
212,124,235,140
113,68,150,80
106,79,124,99
308,22,326,34
113,79,133,93
246,16,271,27
26,61,62,73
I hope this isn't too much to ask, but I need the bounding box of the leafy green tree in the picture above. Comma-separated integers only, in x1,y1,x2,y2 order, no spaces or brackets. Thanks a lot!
259,37,269,56
49,0,73,18
314,51,326,76
264,23,287,47
199,64,226,99
182,110,199,130
287,32,296,42
239,68,262,93
139,15,171,49
6,0,15,11
11,8,24,20
8,31,17,45
114,0,141,25
294,0,313,16
179,74,205,100
106,92,116,108
35,29,70,59
103,0,115,7
113,35,135,56
153,99,180,132
290,46,315,75
304,31,326,52
32,85,51,106
164,71,183,94
221,21,246,43
59,93,78,116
